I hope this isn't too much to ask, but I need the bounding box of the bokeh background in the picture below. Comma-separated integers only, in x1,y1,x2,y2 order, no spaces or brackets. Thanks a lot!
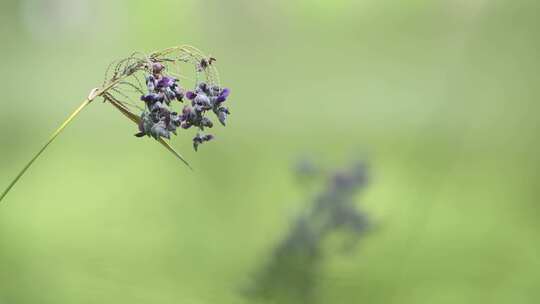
1,0,539,303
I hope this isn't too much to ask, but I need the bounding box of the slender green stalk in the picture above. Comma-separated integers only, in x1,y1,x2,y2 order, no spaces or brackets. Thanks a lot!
0,83,117,203
0,98,92,203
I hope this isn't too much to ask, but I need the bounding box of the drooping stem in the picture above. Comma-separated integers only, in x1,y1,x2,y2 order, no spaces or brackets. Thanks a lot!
106,96,193,170
0,98,93,203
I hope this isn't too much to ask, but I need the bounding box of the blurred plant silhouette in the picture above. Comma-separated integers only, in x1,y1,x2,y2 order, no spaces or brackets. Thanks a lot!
0,46,231,203
245,158,371,303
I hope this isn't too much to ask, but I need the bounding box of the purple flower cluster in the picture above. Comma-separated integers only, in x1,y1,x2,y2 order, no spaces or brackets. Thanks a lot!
184,83,231,127
135,62,231,151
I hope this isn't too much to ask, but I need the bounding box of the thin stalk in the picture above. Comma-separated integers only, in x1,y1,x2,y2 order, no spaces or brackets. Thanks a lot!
0,98,92,203
0,76,131,203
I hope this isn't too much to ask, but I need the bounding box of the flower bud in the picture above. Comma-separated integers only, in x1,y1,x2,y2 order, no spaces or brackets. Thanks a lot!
198,82,208,91
173,86,184,101
152,62,165,74
186,91,197,100
150,121,170,139
201,117,213,128
157,76,176,89
146,75,156,92
194,94,211,107
218,110,227,126
181,122,192,129
141,93,163,104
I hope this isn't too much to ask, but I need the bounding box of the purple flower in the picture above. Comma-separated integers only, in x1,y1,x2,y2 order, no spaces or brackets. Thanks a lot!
146,75,157,92
186,91,197,100
193,105,204,113
173,86,184,101
192,133,214,151
198,82,209,93
218,108,228,126
203,134,214,141
134,62,232,147
170,112,182,127
164,88,177,103
141,93,164,104
156,76,176,89
181,122,192,129
201,117,213,129
193,134,203,151
194,94,211,108
181,106,194,119
150,121,170,139
216,88,230,103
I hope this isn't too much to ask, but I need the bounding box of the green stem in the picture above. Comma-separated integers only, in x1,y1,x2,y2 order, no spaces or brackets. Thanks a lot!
0,98,92,203
0,74,129,204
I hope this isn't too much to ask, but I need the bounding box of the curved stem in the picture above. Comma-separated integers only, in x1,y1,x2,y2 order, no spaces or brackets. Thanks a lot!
0,98,92,203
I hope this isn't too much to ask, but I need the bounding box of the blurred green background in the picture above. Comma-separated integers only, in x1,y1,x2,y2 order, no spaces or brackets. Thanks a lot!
1,0,539,303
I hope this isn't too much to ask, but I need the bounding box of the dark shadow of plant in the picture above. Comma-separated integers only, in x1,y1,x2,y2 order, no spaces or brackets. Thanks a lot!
244,158,372,304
